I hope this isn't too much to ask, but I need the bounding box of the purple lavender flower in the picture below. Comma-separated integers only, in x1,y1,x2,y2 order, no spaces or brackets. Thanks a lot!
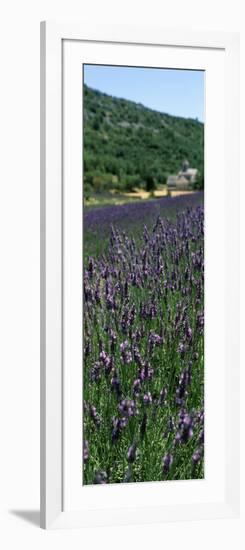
89,405,101,428
175,412,194,444
143,392,152,406
162,454,173,474
175,367,191,405
118,399,137,417
158,387,167,406
109,329,117,354
106,293,116,311
148,331,163,354
198,429,204,444
94,283,101,304
90,361,100,383
132,345,143,366
99,350,112,374
111,416,128,443
139,361,154,382
197,312,204,331
133,378,142,397
185,324,193,342
83,440,89,463
93,471,108,484
120,340,133,364
196,408,205,425
177,342,186,357
192,447,203,465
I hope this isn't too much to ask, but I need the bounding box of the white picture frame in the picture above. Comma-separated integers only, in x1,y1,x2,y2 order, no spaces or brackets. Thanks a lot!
40,22,240,529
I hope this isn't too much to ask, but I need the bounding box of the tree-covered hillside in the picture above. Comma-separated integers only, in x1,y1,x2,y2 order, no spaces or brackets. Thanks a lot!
83,85,204,195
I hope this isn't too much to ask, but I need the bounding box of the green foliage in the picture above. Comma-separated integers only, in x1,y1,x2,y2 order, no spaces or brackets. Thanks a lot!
193,170,204,190
123,174,141,191
84,85,204,193
145,174,157,192
84,181,92,200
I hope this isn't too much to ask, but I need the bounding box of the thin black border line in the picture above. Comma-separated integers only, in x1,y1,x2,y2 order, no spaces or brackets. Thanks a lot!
84,62,205,72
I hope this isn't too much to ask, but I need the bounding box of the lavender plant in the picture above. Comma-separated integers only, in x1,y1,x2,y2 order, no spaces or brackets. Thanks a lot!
83,200,204,484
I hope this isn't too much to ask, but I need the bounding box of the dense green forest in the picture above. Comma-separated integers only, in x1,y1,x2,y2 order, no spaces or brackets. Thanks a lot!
83,84,204,196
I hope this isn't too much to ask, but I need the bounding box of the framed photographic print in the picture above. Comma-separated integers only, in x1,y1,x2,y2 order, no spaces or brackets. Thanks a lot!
40,22,240,529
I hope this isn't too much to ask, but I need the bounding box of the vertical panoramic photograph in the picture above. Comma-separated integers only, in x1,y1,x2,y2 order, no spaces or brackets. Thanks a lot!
83,65,204,485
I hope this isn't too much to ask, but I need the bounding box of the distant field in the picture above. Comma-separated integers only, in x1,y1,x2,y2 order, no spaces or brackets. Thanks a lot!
84,191,204,261
84,186,197,208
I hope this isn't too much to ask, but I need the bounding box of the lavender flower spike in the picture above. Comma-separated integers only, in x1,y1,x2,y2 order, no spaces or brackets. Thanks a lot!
162,454,173,474
83,440,89,463
93,471,108,484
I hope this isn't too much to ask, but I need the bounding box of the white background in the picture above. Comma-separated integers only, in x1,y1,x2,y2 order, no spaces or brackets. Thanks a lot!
0,0,243,548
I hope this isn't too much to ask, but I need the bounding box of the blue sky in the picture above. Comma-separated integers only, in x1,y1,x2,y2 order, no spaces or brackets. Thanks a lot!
84,65,204,122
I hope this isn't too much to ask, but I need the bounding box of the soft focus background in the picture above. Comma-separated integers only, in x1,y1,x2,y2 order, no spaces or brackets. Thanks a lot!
83,68,204,207
0,1,244,548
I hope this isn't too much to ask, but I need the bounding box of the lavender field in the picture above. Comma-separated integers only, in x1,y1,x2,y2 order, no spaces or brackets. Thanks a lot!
83,193,204,484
